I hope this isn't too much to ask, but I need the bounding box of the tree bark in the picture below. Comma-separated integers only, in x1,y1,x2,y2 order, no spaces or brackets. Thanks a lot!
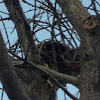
0,31,31,100
56,0,100,99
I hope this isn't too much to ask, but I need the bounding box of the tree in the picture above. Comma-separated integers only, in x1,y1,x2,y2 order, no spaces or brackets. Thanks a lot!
0,0,100,100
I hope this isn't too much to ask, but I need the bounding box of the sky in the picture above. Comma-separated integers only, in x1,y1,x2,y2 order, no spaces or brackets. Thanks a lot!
0,0,100,100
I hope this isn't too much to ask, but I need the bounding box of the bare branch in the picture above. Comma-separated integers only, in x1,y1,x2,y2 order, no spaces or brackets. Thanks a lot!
0,10,9,15
0,17,10,47
4,0,36,61
0,17,10,21
0,31,31,100
28,61,79,87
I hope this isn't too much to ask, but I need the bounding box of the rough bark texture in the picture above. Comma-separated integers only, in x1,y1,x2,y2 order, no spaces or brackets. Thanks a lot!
0,31,31,100
56,0,100,99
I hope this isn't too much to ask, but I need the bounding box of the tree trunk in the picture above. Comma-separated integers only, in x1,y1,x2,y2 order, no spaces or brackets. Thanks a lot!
57,0,100,99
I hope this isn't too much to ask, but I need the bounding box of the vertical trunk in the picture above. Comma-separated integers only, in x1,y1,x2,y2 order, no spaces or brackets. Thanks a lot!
57,0,100,99
80,28,100,99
